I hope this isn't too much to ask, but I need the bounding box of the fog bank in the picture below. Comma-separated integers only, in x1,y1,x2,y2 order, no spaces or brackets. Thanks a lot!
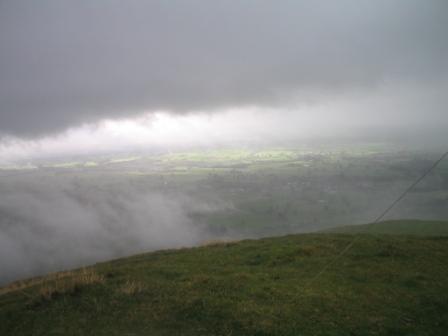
0,175,227,285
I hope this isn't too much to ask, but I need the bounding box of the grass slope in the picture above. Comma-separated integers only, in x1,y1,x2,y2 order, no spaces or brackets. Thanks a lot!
1,223,448,335
324,219,448,236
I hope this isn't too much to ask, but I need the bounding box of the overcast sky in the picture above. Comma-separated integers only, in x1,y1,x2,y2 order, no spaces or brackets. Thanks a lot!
1,0,448,285
0,0,447,154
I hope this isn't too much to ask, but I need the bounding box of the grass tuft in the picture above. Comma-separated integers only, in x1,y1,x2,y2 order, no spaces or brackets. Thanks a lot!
119,279,146,295
37,268,104,301
34,268,104,302
200,239,238,247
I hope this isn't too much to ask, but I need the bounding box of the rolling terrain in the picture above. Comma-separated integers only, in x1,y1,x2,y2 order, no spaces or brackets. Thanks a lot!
324,219,448,236
1,220,448,335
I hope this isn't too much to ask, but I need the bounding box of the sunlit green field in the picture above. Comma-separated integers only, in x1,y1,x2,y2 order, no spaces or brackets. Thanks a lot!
2,145,447,237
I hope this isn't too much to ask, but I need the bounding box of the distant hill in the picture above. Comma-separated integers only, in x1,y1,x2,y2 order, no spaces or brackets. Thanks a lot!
323,219,448,236
2,220,448,335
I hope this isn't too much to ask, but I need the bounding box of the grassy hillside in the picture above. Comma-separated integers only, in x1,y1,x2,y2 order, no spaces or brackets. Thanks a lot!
2,222,448,335
323,219,448,236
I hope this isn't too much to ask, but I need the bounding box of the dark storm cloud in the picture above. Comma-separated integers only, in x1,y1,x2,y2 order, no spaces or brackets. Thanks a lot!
0,0,447,136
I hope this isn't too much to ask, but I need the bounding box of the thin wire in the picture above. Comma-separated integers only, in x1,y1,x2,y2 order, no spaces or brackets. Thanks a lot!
373,151,448,223
304,150,448,289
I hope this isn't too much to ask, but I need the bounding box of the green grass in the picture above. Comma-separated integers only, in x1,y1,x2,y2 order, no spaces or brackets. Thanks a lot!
324,219,448,236
2,220,448,335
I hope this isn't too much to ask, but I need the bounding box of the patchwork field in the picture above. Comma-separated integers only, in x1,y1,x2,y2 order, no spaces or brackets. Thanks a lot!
3,145,447,238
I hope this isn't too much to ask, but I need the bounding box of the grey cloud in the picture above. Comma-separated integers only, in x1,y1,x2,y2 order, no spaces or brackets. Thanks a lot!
0,0,447,136
0,175,229,285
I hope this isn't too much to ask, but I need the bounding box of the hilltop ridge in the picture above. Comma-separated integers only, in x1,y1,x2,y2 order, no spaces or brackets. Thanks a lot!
1,219,448,335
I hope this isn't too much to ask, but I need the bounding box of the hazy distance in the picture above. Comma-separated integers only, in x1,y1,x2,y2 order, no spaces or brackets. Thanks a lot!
0,1,447,284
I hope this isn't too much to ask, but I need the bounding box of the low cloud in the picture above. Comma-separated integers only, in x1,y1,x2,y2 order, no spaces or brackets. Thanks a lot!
1,79,447,163
0,174,228,285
